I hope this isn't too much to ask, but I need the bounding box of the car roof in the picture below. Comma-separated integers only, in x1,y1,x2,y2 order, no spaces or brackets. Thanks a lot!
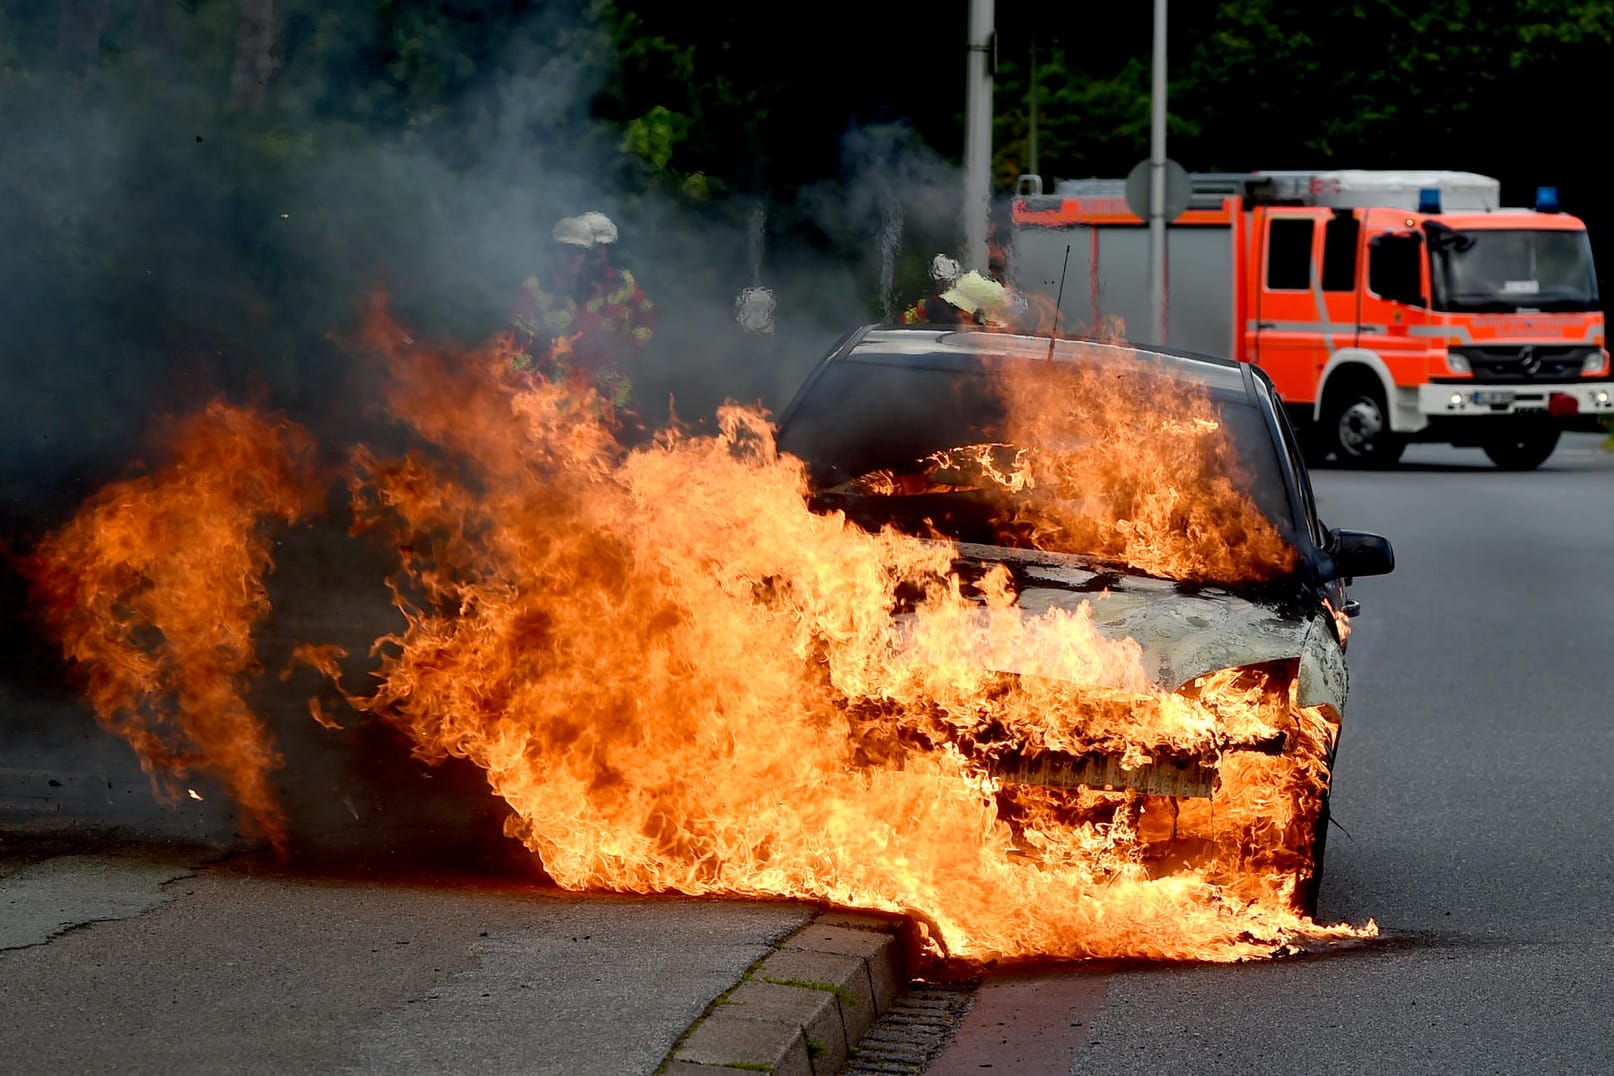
794,325,1258,406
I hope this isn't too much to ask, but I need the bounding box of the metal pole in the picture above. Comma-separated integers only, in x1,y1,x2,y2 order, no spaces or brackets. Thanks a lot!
964,0,995,270
1028,39,1038,179
1149,0,1167,343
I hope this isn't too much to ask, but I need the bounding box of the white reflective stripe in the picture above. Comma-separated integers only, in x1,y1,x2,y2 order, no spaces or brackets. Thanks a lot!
1309,277,1335,352
1246,319,1361,333
1409,324,1470,343
1408,323,1604,345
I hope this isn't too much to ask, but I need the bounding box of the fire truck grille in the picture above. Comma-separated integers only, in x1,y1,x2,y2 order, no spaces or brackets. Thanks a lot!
1451,346,1596,383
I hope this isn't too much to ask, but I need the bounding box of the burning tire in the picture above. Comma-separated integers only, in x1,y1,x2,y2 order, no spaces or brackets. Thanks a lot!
1481,427,1560,470
1300,793,1332,919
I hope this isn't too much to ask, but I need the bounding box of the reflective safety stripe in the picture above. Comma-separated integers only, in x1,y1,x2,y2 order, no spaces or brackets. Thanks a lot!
1247,319,1603,345
1246,319,1374,334
1406,323,1604,345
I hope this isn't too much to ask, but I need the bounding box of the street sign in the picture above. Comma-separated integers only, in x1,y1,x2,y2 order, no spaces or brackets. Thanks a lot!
1125,158,1192,222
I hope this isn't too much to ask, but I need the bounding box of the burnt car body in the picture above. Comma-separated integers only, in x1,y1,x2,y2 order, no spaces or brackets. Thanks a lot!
772,325,1395,916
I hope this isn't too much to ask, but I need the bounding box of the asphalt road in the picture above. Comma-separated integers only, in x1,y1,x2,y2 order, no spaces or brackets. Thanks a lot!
927,431,1614,1075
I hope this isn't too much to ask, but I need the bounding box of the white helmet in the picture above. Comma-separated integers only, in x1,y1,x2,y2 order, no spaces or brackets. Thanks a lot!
552,216,595,248
580,210,618,245
928,253,961,285
734,286,777,334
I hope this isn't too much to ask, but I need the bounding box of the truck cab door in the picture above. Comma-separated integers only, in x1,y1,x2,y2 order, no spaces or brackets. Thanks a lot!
1357,210,1433,386
1252,208,1358,408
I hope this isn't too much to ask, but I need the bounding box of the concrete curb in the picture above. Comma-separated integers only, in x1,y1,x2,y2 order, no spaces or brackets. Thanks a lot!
661,909,912,1076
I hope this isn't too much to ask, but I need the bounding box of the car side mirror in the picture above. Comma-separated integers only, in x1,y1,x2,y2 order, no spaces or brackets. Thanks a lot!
1326,528,1395,581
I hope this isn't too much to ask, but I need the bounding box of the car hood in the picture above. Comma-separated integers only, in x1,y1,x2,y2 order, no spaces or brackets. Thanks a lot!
898,541,1347,711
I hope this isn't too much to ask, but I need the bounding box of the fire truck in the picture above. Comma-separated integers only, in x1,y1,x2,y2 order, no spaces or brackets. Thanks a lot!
1009,170,1612,469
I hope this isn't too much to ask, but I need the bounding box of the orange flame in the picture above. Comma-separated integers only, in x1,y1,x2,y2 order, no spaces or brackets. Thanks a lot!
310,301,1371,962
993,358,1297,584
21,401,321,851
26,299,1376,966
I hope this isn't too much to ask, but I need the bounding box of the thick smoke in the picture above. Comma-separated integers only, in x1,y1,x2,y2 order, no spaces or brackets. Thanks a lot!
0,3,974,860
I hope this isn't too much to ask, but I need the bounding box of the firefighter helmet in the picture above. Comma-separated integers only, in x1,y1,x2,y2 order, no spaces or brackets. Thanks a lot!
735,286,777,334
929,253,962,284
553,216,595,248
580,210,619,245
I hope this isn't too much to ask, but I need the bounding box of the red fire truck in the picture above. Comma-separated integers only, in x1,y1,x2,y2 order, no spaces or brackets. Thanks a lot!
1010,170,1611,469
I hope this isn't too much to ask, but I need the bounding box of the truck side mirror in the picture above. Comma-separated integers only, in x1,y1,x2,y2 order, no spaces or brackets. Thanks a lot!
1326,528,1396,581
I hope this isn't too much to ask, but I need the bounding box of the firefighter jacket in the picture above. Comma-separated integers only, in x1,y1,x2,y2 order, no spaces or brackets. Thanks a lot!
509,267,655,412
898,295,971,326
510,274,580,373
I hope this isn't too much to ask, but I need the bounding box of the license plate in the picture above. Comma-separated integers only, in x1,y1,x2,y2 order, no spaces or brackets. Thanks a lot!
1470,391,1512,405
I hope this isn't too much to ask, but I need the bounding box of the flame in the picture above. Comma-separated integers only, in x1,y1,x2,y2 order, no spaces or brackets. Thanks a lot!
1326,597,1353,645
992,358,1297,584
317,302,1368,962
20,401,320,852
24,298,1376,966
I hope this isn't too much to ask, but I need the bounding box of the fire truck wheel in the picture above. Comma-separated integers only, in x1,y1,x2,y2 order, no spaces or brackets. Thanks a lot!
1324,384,1405,467
1481,428,1560,470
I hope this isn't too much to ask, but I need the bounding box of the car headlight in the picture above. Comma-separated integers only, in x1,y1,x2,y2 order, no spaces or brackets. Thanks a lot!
1582,349,1610,375
1446,352,1471,375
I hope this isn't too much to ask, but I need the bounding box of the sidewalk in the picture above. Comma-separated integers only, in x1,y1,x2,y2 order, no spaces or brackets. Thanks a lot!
0,831,917,1076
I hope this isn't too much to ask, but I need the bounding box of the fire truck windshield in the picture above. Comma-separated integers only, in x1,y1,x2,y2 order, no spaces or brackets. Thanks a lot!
1427,226,1600,313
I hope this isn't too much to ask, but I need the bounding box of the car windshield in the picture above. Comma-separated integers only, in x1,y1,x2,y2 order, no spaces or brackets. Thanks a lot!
1428,226,1600,313
775,333,1300,586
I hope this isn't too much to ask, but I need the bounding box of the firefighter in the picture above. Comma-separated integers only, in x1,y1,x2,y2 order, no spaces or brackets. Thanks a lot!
900,269,1007,327
735,284,780,406
898,254,963,324
574,210,656,419
986,240,1034,330
509,215,594,377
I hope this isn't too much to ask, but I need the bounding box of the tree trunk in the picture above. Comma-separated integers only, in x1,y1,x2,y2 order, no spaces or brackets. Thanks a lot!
230,0,279,111
57,0,111,78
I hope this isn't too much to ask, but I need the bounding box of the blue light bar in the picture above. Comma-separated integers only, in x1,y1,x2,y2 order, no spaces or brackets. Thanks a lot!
1417,187,1442,214
1535,186,1560,213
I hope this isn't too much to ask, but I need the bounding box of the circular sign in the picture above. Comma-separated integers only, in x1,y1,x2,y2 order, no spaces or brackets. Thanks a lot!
1125,159,1192,222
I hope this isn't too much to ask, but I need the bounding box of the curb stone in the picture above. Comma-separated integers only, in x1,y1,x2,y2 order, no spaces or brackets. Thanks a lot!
661,908,911,1076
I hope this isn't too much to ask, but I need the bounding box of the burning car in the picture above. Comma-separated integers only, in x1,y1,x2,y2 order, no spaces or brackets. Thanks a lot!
23,303,1398,963
772,325,1395,919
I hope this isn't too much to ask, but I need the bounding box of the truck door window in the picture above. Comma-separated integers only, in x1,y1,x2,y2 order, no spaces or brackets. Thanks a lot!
1265,218,1315,290
1321,212,1360,292
1368,232,1427,307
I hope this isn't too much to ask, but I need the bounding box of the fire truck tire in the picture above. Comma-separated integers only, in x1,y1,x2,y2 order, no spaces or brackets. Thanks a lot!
1323,383,1405,467
1481,428,1560,470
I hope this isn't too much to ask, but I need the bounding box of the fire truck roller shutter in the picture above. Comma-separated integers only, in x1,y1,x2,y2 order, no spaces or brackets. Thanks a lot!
1010,221,1234,354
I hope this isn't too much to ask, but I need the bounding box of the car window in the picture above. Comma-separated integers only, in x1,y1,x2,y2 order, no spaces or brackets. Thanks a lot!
1266,390,1329,549
775,352,1300,570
